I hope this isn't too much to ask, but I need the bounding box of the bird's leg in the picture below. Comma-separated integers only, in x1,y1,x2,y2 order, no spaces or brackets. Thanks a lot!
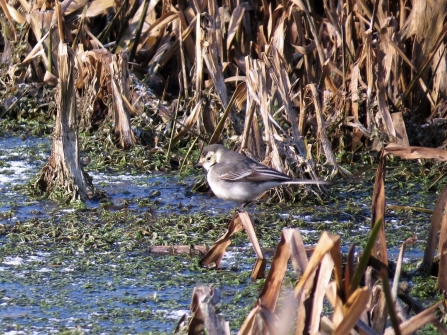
237,201,252,213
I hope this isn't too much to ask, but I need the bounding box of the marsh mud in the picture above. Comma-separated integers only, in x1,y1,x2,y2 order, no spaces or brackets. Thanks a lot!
0,136,439,334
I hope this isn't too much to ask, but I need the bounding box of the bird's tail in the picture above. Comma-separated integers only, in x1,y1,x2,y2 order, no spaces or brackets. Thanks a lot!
282,179,332,185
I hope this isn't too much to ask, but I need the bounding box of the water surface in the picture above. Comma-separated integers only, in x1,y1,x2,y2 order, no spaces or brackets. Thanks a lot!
0,136,437,334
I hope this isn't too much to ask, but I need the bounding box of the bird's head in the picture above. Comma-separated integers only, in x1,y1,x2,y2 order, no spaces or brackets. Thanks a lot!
194,144,225,171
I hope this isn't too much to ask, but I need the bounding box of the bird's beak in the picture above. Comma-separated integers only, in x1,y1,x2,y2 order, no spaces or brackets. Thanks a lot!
194,160,202,168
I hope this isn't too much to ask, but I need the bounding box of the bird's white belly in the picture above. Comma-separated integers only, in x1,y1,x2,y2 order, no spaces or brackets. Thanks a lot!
207,170,279,202
211,182,259,202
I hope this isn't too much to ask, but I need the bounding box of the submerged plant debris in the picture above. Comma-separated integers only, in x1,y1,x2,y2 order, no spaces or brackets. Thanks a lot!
0,0,447,331
0,135,443,333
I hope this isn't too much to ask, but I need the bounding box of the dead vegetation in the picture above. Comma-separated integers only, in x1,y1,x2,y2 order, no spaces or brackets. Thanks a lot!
180,223,447,334
1,0,447,332
2,0,447,168
177,143,447,334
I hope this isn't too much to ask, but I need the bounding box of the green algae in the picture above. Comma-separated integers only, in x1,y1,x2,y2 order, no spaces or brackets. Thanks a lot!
0,174,439,334
0,130,446,333
0,209,259,333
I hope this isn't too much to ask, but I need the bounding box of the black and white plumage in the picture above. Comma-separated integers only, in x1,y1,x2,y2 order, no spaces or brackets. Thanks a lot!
195,144,331,203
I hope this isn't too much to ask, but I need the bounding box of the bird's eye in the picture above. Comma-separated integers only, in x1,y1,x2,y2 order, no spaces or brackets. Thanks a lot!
206,156,211,161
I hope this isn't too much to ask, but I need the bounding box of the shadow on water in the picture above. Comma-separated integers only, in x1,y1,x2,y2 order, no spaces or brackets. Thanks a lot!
0,136,438,334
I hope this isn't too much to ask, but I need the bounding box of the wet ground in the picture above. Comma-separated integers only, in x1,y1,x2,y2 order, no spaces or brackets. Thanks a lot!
0,136,439,334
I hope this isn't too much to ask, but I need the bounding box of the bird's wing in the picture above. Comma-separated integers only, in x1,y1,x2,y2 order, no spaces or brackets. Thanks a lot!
215,161,291,182
246,164,291,182
214,163,254,181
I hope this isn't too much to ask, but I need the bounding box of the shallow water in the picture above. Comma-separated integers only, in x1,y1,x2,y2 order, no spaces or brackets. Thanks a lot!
0,136,237,226
0,251,254,334
0,136,438,334
0,136,262,334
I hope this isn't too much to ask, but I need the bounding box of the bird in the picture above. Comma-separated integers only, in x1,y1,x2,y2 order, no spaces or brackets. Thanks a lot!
195,144,331,203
